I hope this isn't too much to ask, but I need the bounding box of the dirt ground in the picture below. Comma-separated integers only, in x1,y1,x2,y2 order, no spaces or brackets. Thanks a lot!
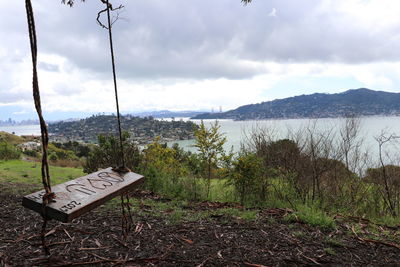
1,185,400,266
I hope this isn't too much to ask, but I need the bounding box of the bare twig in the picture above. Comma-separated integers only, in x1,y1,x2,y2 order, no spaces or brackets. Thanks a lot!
96,0,124,29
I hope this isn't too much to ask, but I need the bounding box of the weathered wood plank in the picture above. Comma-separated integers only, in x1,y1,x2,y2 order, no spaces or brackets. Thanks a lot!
22,168,144,222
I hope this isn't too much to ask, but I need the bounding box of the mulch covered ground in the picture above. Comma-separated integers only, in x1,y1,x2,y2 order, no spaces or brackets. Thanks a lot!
1,186,400,266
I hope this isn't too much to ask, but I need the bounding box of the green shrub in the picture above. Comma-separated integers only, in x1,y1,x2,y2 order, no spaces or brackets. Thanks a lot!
49,152,59,162
23,149,38,158
228,151,265,205
0,142,21,160
84,132,141,173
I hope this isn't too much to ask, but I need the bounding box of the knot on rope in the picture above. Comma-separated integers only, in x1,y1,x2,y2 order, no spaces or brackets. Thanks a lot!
41,192,56,205
112,166,131,174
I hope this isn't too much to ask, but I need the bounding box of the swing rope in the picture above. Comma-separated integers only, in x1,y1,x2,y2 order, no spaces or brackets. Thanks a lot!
25,0,134,253
103,0,133,238
25,0,54,255
105,0,126,169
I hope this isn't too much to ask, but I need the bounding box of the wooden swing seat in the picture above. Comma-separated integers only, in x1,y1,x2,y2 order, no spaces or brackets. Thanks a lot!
22,168,144,222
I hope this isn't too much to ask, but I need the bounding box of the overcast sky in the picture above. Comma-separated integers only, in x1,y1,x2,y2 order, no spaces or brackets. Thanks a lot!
2,0,400,120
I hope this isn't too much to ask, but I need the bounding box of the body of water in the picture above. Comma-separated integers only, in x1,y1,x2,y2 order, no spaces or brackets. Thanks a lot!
169,117,400,162
2,117,400,161
0,125,41,136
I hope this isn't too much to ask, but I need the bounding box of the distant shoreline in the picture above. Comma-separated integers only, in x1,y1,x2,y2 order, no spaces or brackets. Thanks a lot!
3,114,400,126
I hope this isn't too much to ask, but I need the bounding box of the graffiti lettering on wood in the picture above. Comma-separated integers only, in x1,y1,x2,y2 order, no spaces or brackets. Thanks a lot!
22,168,144,222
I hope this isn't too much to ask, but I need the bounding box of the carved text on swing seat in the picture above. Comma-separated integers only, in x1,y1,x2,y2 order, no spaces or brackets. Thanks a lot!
22,168,144,222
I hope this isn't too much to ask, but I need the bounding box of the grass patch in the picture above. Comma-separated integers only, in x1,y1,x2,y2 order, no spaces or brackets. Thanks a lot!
324,236,344,247
167,209,185,225
324,247,336,256
101,197,259,224
284,205,336,230
211,207,258,221
374,215,400,228
208,179,235,202
0,160,84,185
0,131,24,145
292,231,305,238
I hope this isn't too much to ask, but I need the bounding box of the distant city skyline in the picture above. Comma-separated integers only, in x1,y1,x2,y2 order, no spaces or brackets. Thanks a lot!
2,0,400,120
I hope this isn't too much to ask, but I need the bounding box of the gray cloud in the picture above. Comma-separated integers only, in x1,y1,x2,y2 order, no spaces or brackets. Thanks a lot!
39,62,60,72
0,91,31,104
2,0,400,82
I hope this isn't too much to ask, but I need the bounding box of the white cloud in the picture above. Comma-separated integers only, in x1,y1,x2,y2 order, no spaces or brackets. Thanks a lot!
268,8,277,17
331,0,400,30
12,110,28,115
10,60,398,114
2,0,400,118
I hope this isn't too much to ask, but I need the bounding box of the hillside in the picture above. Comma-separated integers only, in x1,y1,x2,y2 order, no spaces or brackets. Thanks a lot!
0,131,24,145
133,110,205,118
48,114,197,143
192,88,400,120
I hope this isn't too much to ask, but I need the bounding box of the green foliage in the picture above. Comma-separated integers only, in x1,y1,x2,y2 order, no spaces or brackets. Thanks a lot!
228,151,264,205
292,231,305,238
323,247,336,256
140,139,207,200
49,152,58,162
84,132,141,173
48,143,78,161
65,125,400,223
167,210,185,225
364,165,400,216
22,149,38,158
48,114,197,144
194,120,228,198
53,141,91,158
142,139,188,178
285,205,336,230
0,142,21,160
324,237,344,247
261,139,301,173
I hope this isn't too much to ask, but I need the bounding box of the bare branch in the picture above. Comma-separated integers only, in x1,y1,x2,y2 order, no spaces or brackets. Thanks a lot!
96,1,124,29
96,8,109,29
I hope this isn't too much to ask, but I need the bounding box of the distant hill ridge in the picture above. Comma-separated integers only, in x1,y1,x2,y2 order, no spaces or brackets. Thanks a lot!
192,88,400,120
133,110,205,118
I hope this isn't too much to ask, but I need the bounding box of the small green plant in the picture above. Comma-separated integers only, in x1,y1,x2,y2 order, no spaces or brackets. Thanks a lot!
324,247,336,256
284,205,336,230
167,210,185,225
292,231,305,238
240,210,259,221
212,208,258,221
374,215,400,227
324,237,344,247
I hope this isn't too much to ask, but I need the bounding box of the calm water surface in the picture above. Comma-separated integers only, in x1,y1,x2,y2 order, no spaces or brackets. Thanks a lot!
2,117,400,159
0,125,41,136
169,117,400,159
